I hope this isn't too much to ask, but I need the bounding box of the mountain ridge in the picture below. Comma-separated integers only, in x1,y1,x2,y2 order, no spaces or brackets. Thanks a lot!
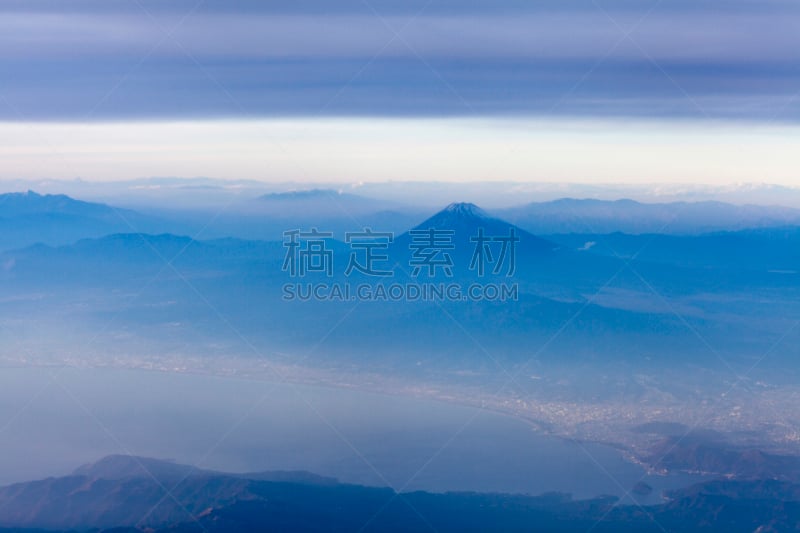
0,455,798,532
0,191,166,251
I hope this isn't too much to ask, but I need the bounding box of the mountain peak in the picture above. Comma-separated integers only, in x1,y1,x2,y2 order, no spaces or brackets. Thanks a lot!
402,202,558,254
442,202,488,218
73,454,198,481
400,201,558,255
410,202,518,235
0,190,114,216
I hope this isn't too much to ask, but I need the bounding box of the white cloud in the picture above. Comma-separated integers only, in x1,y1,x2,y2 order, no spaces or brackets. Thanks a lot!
1,117,799,187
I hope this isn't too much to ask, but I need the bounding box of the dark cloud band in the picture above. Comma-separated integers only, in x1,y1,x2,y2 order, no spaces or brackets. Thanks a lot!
1,1,798,121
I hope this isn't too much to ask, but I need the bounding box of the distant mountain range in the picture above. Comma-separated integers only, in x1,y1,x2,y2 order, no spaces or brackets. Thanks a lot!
496,198,800,234
3,199,799,374
255,188,396,215
0,190,424,247
0,455,797,532
0,191,168,250
8,179,800,211
6,190,800,252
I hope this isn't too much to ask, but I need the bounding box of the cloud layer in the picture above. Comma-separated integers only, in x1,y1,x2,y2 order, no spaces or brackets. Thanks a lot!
1,0,799,121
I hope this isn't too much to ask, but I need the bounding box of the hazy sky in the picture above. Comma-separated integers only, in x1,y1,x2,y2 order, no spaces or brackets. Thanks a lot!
1,0,798,184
